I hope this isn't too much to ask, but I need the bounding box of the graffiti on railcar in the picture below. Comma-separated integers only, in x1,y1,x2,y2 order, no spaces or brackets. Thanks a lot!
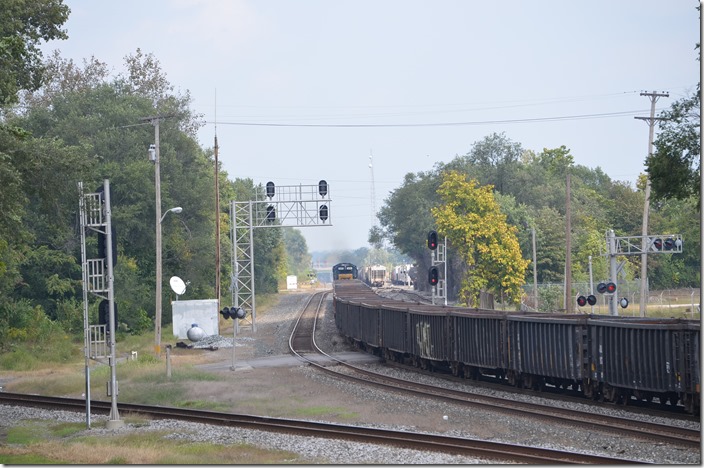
415,321,433,358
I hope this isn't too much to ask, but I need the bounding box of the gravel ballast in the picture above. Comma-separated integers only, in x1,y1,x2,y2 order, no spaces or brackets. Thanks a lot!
1,289,700,464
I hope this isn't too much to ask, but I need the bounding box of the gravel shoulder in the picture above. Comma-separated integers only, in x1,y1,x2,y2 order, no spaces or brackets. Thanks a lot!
1,289,700,464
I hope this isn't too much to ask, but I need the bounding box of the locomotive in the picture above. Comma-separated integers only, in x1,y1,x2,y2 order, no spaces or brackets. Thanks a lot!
333,280,700,414
390,264,413,286
362,264,387,288
332,262,358,280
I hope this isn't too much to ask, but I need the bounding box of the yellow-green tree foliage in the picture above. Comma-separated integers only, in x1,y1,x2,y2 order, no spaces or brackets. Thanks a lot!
431,170,528,306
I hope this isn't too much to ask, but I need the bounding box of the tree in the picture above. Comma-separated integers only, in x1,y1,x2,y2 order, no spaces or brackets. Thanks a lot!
647,87,700,202
283,228,311,277
447,132,523,194
431,170,528,306
0,0,69,105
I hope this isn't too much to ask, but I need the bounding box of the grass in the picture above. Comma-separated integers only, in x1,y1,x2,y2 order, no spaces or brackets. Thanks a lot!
0,421,310,464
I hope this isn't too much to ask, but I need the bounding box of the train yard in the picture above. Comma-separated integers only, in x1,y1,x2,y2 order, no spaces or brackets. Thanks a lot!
1,287,700,464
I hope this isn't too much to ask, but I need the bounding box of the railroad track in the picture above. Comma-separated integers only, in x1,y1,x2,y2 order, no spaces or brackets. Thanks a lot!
0,391,636,464
288,291,700,456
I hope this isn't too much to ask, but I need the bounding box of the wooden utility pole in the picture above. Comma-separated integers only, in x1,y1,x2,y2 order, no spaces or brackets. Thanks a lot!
565,171,572,313
214,133,221,307
214,92,221,307
635,91,668,317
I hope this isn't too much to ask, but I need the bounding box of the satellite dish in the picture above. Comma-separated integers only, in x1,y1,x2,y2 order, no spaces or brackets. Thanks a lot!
170,276,187,295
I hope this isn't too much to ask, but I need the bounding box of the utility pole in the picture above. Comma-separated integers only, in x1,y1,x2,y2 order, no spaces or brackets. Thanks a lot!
635,91,668,317
141,113,176,356
153,117,163,355
565,171,572,313
214,92,221,309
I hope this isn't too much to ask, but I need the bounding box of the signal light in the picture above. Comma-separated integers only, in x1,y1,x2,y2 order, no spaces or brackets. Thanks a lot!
596,282,607,294
97,225,118,267
318,180,328,197
319,204,329,222
98,299,118,334
266,205,276,222
606,282,616,294
577,294,598,307
220,307,246,320
620,298,629,308
427,230,438,250
428,266,439,285
664,238,675,250
266,181,275,198
653,238,663,250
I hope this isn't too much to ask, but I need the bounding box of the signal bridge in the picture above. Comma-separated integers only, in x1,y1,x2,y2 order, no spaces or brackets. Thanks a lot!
603,230,682,316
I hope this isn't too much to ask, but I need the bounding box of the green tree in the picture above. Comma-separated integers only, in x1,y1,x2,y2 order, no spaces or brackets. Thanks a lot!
431,170,528,306
0,0,69,105
283,228,311,277
647,88,700,202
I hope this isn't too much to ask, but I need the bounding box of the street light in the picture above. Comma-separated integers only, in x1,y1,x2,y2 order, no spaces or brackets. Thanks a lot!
161,206,182,223
155,205,182,356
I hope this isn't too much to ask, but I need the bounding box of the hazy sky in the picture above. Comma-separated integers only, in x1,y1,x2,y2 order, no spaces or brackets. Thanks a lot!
46,0,699,252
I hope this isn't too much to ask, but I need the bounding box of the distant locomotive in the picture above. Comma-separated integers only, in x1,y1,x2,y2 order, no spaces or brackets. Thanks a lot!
362,264,387,287
332,262,358,280
391,264,413,286
333,280,700,414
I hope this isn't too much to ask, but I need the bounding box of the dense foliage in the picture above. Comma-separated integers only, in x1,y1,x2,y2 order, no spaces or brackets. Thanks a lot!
432,171,529,306
377,133,700,308
0,2,698,353
0,24,289,350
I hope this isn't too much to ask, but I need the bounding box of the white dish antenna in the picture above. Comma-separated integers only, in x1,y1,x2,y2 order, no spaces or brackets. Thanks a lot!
169,276,187,295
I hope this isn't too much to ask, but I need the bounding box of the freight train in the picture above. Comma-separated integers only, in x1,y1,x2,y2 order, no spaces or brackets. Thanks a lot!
332,280,700,414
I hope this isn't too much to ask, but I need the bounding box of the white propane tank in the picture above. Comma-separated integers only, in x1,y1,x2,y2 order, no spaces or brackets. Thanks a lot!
186,323,206,342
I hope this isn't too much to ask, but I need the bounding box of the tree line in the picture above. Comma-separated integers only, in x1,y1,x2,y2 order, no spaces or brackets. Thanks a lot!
0,1,699,356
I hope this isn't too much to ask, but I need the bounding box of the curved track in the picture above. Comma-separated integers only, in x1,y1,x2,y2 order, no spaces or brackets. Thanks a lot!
288,291,700,453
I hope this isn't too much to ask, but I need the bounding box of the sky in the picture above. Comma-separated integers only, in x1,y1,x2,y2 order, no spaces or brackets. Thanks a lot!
44,0,700,252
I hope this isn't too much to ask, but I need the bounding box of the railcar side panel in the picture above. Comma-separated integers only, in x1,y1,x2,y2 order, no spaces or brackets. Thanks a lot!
451,312,506,369
379,306,409,354
588,319,684,393
408,310,447,362
507,315,587,381
359,304,381,348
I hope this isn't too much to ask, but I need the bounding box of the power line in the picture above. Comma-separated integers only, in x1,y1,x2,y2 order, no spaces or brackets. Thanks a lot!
204,109,648,128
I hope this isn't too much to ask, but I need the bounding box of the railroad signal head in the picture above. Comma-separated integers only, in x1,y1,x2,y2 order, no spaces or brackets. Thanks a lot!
427,230,438,250
428,266,439,285
98,300,118,334
578,294,598,307
664,238,675,250
606,282,616,294
319,204,329,222
220,307,246,320
596,282,607,294
266,181,275,198
318,180,328,197
266,205,276,222
653,238,663,250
